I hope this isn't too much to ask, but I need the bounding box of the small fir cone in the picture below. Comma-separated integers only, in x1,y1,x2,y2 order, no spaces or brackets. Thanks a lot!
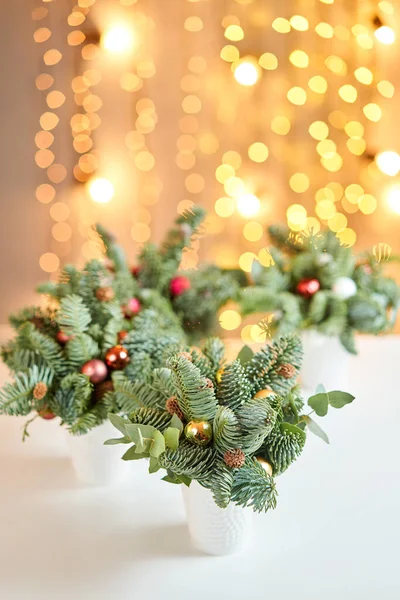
33,382,48,400
204,378,214,389
165,396,184,421
177,351,192,362
277,363,296,379
94,380,114,403
224,448,246,469
96,286,115,302
30,316,45,330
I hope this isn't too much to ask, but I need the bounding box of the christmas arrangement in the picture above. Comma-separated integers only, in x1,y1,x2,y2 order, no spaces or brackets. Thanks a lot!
0,257,184,438
98,206,239,339
106,335,354,512
240,225,399,354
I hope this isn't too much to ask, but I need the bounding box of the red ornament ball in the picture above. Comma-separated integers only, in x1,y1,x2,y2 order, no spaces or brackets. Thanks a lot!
105,345,130,370
123,297,141,318
170,275,191,297
81,359,108,384
296,278,320,298
38,408,56,420
56,331,70,345
118,330,128,343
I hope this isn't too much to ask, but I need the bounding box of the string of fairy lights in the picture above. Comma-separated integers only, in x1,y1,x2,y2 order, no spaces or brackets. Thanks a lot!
33,0,400,340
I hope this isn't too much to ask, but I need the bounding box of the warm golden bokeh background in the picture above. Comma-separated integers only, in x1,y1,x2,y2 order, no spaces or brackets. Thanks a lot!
1,0,399,330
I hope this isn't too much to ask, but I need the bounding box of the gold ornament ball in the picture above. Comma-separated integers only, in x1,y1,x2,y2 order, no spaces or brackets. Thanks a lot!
184,420,213,446
254,389,274,400
256,457,273,476
216,368,224,384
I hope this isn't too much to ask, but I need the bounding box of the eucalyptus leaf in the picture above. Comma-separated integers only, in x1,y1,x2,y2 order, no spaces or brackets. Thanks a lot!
237,345,254,366
150,429,166,458
164,427,180,450
121,445,139,461
328,390,355,409
305,416,330,444
108,413,130,436
162,474,182,485
149,457,161,473
103,436,131,445
178,474,192,487
170,413,183,433
308,392,329,417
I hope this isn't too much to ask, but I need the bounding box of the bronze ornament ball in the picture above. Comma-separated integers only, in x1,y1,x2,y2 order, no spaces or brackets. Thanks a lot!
105,345,130,370
81,359,108,384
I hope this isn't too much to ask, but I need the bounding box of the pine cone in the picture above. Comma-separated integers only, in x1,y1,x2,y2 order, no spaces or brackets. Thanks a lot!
94,380,114,403
165,396,184,421
177,351,192,362
224,448,246,469
96,286,115,302
33,382,48,400
277,363,296,379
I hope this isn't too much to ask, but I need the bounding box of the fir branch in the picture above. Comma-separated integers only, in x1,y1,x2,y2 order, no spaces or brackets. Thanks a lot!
158,440,216,482
211,462,234,509
217,360,252,411
212,406,241,455
231,457,277,513
57,295,91,336
0,365,54,416
166,355,218,422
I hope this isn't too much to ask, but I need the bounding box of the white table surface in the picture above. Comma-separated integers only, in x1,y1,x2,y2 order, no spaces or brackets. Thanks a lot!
0,327,399,600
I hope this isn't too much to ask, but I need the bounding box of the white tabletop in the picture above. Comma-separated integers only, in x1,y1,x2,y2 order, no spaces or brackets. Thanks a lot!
0,329,399,600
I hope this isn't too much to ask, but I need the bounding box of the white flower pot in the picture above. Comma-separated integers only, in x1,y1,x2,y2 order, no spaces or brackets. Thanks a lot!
66,420,129,486
182,480,253,555
300,330,350,395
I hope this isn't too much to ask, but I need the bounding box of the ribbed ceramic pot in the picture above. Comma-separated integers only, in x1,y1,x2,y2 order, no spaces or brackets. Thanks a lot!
301,330,351,395
66,420,129,486
182,480,253,556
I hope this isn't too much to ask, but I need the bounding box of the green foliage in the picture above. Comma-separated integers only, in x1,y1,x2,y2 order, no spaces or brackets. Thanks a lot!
167,355,218,422
239,225,400,353
217,360,252,411
0,366,54,416
108,335,354,513
245,335,303,395
264,423,306,475
231,458,278,513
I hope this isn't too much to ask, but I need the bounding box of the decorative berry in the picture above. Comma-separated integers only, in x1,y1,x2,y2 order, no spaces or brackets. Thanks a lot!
277,363,296,379
256,457,273,476
296,278,320,298
33,382,48,400
56,331,70,345
117,330,128,343
254,388,274,400
170,275,191,297
105,345,130,370
123,297,141,318
81,359,108,384
96,286,115,302
165,396,184,421
177,351,192,362
38,408,56,420
224,448,246,469
184,420,213,446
